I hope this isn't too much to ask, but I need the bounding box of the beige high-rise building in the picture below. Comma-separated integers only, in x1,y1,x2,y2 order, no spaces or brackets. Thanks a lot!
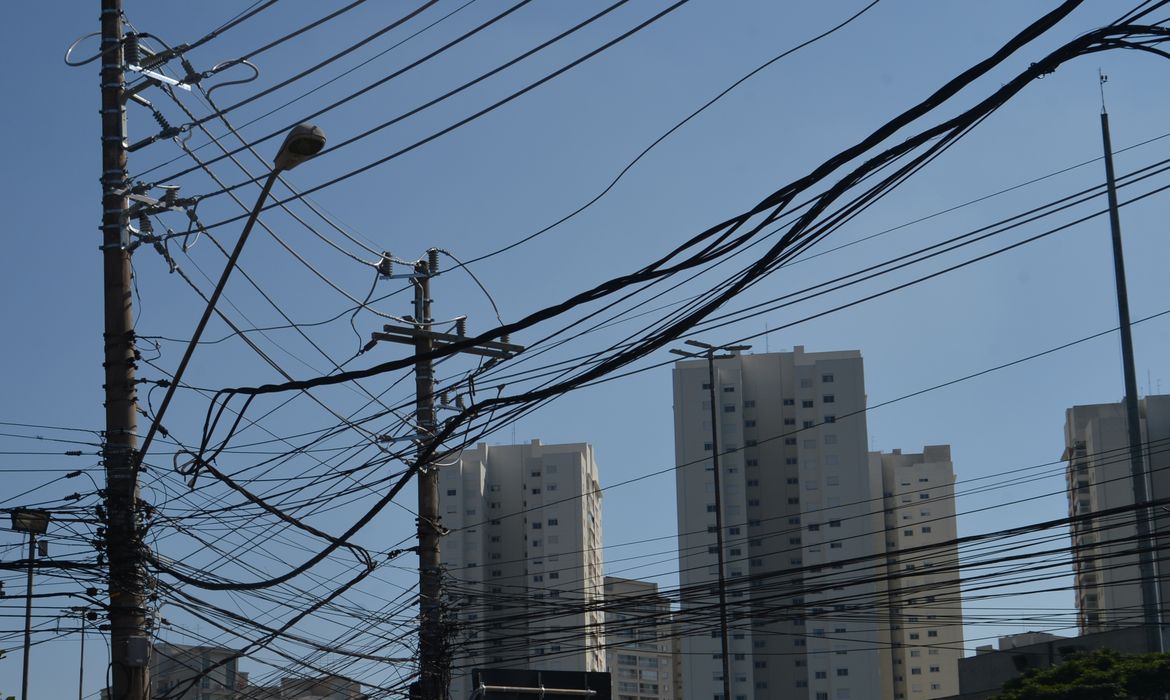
604,577,676,700
440,440,606,700
149,644,240,700
672,347,963,700
1064,395,1170,636
874,446,963,700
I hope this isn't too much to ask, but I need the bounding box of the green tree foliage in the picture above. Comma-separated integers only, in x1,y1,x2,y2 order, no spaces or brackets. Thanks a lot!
996,648,1170,700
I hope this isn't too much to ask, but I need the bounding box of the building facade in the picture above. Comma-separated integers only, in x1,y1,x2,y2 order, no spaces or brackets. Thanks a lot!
1063,395,1170,634
673,347,962,700
244,675,366,699
441,440,606,700
150,644,240,700
874,446,963,700
604,577,676,700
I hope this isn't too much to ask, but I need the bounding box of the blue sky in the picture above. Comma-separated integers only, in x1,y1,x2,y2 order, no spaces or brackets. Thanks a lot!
4,1,1170,697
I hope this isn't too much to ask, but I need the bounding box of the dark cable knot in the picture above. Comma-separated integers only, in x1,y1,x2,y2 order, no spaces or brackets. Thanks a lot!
173,450,209,488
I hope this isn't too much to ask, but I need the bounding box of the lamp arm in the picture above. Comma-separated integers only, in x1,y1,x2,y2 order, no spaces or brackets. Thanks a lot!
135,168,281,468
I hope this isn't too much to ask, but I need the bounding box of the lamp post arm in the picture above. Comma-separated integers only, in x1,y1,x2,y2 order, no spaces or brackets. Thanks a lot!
135,167,281,468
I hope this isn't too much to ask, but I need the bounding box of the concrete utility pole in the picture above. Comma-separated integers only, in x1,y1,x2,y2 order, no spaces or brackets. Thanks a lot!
99,1,151,697
373,251,521,700
1099,109,1163,653
670,340,750,700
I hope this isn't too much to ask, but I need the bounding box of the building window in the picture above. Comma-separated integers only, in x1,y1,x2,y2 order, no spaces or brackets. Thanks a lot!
837,669,849,676
446,489,457,496
704,442,713,451
823,394,835,403
829,520,841,527
803,420,815,428
723,385,736,393
701,383,711,390
830,542,843,549
786,457,798,465
824,415,836,423
748,499,760,507
921,526,932,533
802,400,815,408
746,459,759,466
785,438,797,445
826,475,840,486
784,417,796,425
548,518,558,526
724,405,736,413
783,398,795,406
745,419,757,427
707,505,717,512
531,488,541,494
824,434,838,445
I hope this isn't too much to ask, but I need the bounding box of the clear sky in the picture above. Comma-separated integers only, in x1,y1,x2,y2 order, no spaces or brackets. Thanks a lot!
3,1,1170,697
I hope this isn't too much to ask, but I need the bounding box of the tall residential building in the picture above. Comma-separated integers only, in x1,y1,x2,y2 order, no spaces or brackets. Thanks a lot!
673,347,963,700
1064,395,1170,635
604,577,676,700
441,440,606,700
874,446,963,700
150,644,240,700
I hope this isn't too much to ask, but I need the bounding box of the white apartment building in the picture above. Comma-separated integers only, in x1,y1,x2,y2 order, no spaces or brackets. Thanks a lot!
441,440,606,700
1064,395,1170,635
604,577,676,700
874,447,962,700
673,347,963,700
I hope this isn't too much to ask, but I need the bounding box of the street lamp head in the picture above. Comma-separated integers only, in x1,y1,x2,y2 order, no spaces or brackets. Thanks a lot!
10,509,50,534
273,123,326,172
684,339,713,350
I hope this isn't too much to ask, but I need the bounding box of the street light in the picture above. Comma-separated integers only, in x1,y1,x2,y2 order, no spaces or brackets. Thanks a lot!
12,508,51,700
134,123,327,468
669,341,749,700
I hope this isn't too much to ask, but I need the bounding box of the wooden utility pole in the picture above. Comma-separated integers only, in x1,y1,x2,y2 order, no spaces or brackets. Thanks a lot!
374,251,521,700
100,2,151,698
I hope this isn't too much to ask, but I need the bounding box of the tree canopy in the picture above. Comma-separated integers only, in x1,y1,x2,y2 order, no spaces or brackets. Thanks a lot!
996,648,1170,700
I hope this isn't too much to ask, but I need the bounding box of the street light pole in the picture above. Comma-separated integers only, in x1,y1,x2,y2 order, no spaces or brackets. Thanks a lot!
12,509,50,700
22,532,35,700
670,340,749,700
